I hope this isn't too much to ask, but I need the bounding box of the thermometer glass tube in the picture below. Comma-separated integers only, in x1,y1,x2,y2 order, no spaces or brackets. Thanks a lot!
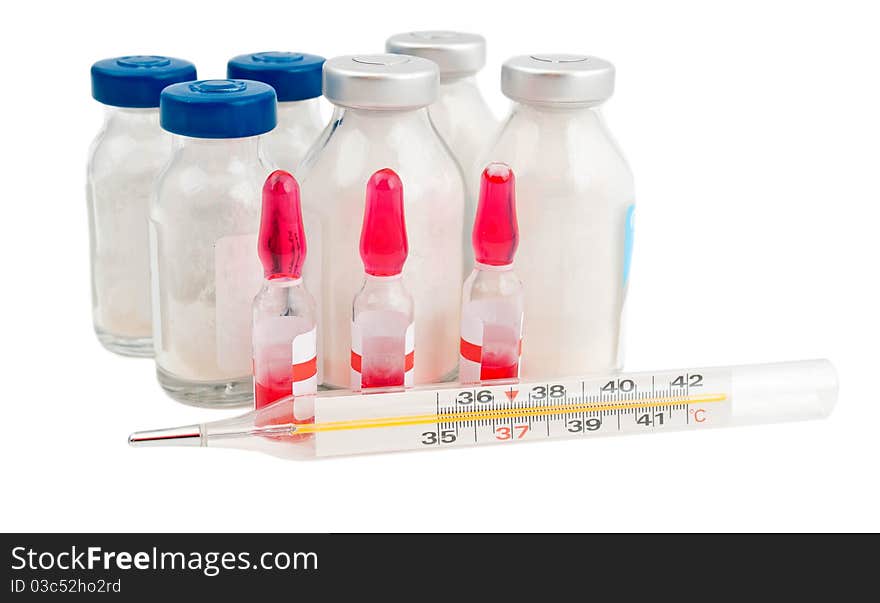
252,171,318,418
130,359,838,460
351,169,415,390
460,163,524,383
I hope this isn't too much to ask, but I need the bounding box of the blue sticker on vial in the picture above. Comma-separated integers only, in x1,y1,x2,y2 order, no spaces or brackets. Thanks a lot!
623,204,635,287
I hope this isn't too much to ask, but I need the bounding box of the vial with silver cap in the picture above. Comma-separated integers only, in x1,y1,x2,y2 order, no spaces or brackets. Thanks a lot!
385,32,498,270
298,54,464,389
479,54,635,379
88,56,197,357
151,79,277,406
227,52,326,171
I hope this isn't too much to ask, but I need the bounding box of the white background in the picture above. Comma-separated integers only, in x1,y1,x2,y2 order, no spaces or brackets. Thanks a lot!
1,0,877,532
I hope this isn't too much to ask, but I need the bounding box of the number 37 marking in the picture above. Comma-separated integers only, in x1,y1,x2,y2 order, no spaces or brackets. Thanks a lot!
495,425,529,441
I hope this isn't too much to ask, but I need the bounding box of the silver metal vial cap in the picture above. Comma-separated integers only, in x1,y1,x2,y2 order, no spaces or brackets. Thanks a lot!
501,54,615,106
323,54,440,110
385,31,487,78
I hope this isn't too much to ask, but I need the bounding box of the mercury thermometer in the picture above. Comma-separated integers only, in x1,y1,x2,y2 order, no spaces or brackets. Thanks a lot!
129,359,837,459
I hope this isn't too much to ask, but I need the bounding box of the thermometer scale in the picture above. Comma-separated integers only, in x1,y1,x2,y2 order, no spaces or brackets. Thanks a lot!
130,360,835,459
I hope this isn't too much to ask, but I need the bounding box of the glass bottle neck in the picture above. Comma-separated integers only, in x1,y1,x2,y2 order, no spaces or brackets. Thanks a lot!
173,134,263,157
438,75,487,102
103,106,161,132
332,106,435,132
264,275,304,287
362,273,405,289
512,101,605,118
276,98,323,127
505,102,608,135
439,74,479,87
475,262,514,272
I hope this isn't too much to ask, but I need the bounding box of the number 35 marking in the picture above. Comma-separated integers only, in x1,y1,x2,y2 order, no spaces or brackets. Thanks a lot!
421,430,456,445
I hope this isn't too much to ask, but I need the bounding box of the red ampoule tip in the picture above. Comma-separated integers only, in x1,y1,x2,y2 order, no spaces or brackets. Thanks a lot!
259,170,307,279
360,168,408,277
473,162,518,266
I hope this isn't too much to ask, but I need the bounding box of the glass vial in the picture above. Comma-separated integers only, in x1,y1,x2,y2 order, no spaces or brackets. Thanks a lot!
227,52,326,172
386,31,499,271
152,79,277,406
298,54,464,388
87,56,196,357
480,55,635,378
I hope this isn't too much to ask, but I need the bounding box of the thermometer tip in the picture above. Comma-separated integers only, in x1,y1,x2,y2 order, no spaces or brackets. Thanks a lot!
128,425,203,448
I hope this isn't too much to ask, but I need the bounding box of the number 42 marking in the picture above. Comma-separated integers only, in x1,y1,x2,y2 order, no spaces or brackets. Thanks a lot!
495,425,529,441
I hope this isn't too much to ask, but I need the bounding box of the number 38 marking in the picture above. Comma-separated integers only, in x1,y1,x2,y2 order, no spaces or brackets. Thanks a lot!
531,385,566,400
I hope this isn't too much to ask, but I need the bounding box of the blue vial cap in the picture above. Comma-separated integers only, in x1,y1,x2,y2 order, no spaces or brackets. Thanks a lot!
91,56,197,108
160,79,277,139
227,52,325,102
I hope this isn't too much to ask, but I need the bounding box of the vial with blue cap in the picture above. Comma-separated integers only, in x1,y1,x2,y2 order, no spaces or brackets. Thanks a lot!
151,79,277,407
87,55,196,358
227,52,325,171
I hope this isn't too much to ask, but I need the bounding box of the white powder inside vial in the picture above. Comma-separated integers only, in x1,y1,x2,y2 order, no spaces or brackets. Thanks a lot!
150,141,268,383
88,110,170,339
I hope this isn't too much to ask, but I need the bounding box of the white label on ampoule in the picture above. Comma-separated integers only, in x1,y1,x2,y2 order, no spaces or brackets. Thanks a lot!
313,368,732,457
404,323,415,386
292,327,317,421
350,313,414,389
458,311,483,384
459,303,524,383
292,327,318,396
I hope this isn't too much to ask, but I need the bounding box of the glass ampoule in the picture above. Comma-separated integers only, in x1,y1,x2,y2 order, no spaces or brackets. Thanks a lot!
459,163,524,383
252,171,318,419
351,169,415,390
